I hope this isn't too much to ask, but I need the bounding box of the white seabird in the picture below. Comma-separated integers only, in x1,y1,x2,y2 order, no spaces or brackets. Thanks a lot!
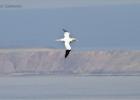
56,29,76,58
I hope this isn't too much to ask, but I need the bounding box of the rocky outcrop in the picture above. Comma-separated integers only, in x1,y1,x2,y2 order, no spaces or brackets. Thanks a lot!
0,48,140,76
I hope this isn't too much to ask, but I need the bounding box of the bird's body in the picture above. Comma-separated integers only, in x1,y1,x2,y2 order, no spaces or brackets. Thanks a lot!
56,29,76,58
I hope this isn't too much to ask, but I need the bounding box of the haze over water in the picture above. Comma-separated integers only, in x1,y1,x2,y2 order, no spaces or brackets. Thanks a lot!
0,76,140,100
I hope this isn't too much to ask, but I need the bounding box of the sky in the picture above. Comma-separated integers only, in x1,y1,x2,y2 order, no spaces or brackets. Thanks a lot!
1,0,140,8
0,0,140,50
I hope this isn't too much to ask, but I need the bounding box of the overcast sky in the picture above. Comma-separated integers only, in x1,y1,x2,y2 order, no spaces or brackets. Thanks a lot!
0,0,140,50
0,0,140,9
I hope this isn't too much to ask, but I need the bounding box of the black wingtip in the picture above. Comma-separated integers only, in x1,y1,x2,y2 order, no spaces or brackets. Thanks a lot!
65,50,71,58
62,29,68,32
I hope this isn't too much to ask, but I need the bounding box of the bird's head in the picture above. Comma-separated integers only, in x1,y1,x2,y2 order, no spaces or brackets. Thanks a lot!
62,29,68,32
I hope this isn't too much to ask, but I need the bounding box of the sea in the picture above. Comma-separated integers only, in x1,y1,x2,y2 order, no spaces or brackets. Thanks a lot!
0,75,140,100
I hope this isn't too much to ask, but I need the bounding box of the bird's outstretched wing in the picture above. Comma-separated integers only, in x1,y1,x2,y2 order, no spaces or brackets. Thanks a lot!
65,50,71,58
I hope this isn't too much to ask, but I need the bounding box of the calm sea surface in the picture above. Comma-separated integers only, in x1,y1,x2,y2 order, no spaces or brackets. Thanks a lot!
0,76,140,100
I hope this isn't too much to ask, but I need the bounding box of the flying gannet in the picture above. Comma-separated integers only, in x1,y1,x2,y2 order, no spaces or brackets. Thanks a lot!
56,29,76,58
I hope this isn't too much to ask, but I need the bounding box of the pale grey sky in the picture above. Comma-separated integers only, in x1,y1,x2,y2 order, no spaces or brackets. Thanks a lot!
0,0,140,50
0,0,140,9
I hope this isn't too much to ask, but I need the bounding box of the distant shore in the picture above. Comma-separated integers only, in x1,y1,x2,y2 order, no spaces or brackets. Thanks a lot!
0,48,140,76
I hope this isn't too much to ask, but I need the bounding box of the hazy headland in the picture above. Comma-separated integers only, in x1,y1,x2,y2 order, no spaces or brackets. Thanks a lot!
0,48,140,76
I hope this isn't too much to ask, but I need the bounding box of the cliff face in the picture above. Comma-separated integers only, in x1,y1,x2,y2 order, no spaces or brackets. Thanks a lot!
0,48,140,75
